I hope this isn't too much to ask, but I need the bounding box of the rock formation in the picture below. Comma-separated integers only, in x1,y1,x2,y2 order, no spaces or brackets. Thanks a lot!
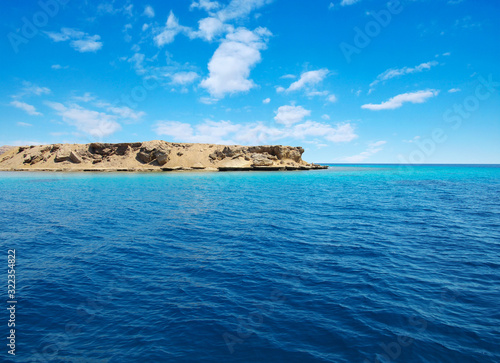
0,141,328,172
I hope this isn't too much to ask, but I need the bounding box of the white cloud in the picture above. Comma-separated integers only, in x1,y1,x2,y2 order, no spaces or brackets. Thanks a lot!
341,0,361,6
189,17,228,41
199,97,219,104
45,102,121,138
154,118,357,145
46,28,103,52
281,74,296,79
17,122,33,127
370,61,438,88
71,36,103,52
190,0,221,12
403,136,421,143
73,92,96,103
97,3,134,16
18,81,51,97
328,2,335,10
154,11,189,46
448,88,461,93
200,27,271,98
170,71,199,85
322,114,330,120
154,120,240,144
217,0,273,22
341,140,387,163
286,69,329,92
10,100,42,116
307,90,329,97
51,64,69,70
263,98,271,104
276,86,285,93
143,5,155,18
274,105,311,127
327,94,338,103
290,121,357,142
362,90,439,111
94,101,146,120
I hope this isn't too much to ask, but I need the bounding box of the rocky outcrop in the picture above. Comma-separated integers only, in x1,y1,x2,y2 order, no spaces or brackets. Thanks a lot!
0,141,328,172
136,141,171,166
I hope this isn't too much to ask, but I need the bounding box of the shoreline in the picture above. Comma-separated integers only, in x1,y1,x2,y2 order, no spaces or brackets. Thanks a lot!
0,141,328,173
0,165,328,173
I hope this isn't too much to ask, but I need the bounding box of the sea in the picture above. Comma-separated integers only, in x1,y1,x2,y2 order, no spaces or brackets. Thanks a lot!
1,165,499,363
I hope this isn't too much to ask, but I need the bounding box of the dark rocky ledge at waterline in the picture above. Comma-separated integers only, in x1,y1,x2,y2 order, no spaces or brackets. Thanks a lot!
0,141,328,172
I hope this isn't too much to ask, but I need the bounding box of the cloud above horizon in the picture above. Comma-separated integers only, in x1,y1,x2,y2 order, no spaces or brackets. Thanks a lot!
362,90,439,110
153,118,357,145
341,140,387,162
10,100,42,116
200,27,271,98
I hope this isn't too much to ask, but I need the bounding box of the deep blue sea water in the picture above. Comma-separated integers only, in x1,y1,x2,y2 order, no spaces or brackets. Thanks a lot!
1,165,499,363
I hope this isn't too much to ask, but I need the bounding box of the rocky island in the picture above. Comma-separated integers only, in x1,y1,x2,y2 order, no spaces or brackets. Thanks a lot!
0,141,327,172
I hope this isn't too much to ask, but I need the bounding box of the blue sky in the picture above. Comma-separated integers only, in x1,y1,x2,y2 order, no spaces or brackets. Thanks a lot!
1,0,499,163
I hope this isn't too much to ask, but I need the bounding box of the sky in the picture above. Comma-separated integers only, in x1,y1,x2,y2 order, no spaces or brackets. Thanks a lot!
1,0,499,163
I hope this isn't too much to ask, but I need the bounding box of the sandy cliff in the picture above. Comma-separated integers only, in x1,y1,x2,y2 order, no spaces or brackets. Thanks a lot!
0,141,327,172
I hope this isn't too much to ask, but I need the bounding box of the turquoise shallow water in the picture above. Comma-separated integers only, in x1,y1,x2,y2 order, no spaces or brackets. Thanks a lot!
1,165,499,362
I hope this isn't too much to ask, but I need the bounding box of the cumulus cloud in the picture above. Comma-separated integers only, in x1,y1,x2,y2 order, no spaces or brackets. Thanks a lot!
274,105,311,126
10,100,42,116
189,17,229,41
341,141,387,163
362,90,439,110
263,98,271,104
200,27,271,98
286,69,329,92
448,88,461,93
370,61,439,88
46,28,103,52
